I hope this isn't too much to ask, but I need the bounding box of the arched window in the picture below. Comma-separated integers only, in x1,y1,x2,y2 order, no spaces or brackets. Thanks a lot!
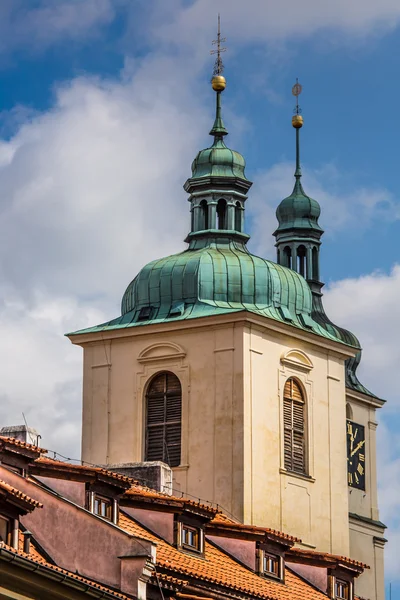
283,246,292,269
145,372,182,467
200,200,209,230
235,201,241,232
283,378,306,474
217,199,227,230
312,247,319,281
346,403,353,420
297,245,307,278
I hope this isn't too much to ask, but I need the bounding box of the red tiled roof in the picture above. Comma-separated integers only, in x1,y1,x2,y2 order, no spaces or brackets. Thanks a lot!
286,547,369,570
0,543,132,600
123,485,219,517
119,512,328,600
0,436,46,454
208,513,300,544
33,457,136,486
0,479,43,509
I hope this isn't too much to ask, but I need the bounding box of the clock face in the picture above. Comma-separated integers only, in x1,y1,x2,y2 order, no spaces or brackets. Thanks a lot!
346,420,366,490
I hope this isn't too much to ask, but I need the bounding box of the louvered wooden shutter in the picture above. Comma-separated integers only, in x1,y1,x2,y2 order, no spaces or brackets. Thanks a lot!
145,372,182,467
283,379,306,474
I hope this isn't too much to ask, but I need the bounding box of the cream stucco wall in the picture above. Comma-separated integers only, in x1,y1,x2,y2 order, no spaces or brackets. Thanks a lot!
241,323,349,555
346,391,386,600
73,312,355,561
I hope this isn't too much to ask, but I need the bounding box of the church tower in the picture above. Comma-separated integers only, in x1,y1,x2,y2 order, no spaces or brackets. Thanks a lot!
274,82,386,600
68,29,385,600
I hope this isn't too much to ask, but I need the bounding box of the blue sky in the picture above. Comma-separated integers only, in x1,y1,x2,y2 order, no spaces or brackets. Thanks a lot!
0,0,399,595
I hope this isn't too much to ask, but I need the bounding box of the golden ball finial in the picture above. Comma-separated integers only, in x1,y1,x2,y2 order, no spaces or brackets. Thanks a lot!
211,75,226,92
292,114,303,128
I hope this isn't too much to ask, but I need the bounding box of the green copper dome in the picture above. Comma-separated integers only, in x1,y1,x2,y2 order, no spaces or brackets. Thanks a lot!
190,137,247,180
71,236,351,346
68,82,353,350
121,238,312,317
275,179,322,233
189,89,248,182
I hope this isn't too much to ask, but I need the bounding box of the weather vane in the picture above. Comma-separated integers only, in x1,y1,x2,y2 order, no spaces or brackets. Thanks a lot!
210,14,226,76
291,78,303,129
292,78,302,115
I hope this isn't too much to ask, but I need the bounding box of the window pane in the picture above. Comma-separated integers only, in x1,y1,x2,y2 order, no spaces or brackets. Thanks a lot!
283,378,306,474
145,372,182,467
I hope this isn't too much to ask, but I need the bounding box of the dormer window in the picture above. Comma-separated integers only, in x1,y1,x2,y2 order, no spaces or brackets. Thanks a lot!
87,490,118,524
335,579,350,600
181,524,200,550
263,552,280,577
138,306,154,321
177,520,204,554
328,573,353,600
258,547,284,581
93,494,113,520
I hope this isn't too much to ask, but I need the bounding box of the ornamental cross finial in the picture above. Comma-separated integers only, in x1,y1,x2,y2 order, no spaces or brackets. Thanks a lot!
210,14,226,76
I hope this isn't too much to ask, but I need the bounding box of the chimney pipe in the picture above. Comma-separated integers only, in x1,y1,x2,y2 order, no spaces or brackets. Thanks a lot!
23,531,32,554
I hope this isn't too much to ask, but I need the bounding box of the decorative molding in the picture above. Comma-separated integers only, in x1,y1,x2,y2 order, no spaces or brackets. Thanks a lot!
345,388,386,409
137,342,186,364
348,512,386,531
327,374,341,382
279,468,315,484
214,347,235,353
280,349,314,372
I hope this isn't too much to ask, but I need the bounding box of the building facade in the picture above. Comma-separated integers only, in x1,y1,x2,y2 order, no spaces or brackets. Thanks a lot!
68,70,386,599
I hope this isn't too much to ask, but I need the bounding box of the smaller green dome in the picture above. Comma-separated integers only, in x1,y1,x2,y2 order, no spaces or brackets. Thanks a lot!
191,137,248,180
275,179,322,233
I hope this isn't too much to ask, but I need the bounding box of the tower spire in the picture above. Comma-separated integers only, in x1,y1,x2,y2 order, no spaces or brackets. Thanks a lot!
274,79,323,285
209,15,228,137
183,18,252,244
292,79,303,185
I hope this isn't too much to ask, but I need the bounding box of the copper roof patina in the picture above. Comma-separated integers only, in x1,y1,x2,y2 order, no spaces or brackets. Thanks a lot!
67,78,356,352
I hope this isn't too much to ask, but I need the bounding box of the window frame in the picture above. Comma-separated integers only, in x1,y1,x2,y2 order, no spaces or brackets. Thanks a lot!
145,371,182,468
335,578,351,600
177,521,204,554
93,494,113,521
283,377,307,475
257,548,284,581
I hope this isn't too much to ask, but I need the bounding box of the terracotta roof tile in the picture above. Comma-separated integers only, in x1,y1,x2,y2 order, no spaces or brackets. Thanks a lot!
209,513,300,544
0,479,43,509
34,457,137,485
17,530,49,564
119,513,328,600
286,547,369,570
0,436,46,454
124,485,219,516
0,543,132,600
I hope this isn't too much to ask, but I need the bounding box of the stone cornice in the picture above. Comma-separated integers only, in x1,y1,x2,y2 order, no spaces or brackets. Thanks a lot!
346,388,386,409
68,310,356,359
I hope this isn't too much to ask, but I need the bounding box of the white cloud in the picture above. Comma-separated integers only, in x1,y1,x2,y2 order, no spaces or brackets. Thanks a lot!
324,264,400,403
0,0,121,55
0,287,105,458
0,53,212,454
154,0,400,50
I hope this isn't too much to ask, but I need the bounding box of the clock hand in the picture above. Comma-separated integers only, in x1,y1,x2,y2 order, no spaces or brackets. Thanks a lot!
351,440,365,457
